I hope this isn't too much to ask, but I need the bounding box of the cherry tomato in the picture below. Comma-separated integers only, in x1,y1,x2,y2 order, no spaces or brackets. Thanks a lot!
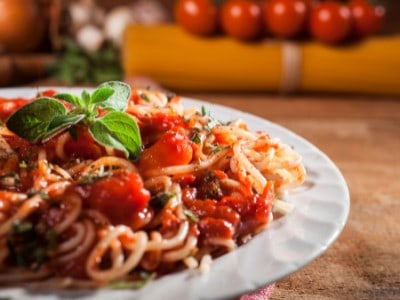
309,1,352,44
85,171,150,226
174,0,219,36
349,0,385,38
264,0,309,38
63,126,105,160
137,112,188,145
221,0,263,40
0,98,29,121
139,130,193,172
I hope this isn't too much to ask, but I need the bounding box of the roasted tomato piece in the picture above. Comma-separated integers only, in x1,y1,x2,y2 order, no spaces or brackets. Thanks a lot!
0,98,29,122
198,217,235,240
63,126,105,160
83,171,150,228
139,130,193,172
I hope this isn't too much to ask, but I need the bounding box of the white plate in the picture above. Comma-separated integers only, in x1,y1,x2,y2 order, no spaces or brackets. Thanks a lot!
0,88,350,300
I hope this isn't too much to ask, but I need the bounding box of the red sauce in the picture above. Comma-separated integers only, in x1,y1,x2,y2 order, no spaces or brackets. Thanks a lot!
2,135,37,161
55,253,88,279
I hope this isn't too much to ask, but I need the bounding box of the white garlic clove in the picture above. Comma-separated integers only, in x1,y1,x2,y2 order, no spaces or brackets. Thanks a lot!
131,0,170,25
69,2,92,30
104,6,135,46
75,24,104,53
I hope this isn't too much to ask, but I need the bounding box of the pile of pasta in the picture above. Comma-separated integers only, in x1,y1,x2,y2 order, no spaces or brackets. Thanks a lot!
0,89,305,287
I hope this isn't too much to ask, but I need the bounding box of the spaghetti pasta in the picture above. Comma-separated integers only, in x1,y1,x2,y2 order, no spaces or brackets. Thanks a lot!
0,87,305,288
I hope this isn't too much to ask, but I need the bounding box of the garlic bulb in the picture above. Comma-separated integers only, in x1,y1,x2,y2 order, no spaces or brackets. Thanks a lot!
131,0,170,24
69,0,105,31
104,6,135,46
75,24,104,52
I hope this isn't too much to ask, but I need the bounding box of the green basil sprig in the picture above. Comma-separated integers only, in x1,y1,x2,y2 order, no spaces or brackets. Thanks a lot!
6,81,142,160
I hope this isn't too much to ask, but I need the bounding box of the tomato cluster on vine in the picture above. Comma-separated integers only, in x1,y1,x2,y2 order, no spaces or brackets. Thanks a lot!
174,0,386,44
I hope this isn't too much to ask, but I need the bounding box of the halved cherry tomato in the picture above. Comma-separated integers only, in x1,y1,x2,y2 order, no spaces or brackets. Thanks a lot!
221,0,263,40
84,171,150,227
139,130,193,172
175,0,219,36
264,0,309,38
63,126,105,160
349,0,385,38
138,112,188,145
0,98,29,121
309,1,352,44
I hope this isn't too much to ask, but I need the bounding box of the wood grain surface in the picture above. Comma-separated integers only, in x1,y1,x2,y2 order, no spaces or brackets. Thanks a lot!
180,92,400,300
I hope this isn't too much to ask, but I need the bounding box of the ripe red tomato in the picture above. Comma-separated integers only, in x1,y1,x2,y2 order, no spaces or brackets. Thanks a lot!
86,171,150,226
139,130,193,171
264,0,309,38
221,0,263,40
349,0,386,38
0,98,28,121
309,1,352,44
174,0,219,36
63,126,105,160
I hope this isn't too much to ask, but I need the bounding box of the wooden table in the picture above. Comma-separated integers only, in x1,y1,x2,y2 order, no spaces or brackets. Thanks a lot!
180,92,400,299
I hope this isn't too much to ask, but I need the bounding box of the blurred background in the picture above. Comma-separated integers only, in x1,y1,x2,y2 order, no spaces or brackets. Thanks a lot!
0,0,399,95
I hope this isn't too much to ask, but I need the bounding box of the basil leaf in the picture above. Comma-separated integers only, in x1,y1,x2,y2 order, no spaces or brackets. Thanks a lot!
6,98,67,143
90,87,115,105
81,90,91,107
98,81,130,111
53,93,81,107
90,121,126,156
41,114,85,142
89,111,141,160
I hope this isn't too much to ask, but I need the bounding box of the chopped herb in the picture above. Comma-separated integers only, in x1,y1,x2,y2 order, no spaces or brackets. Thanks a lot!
183,208,199,222
7,221,58,270
109,272,155,289
12,221,32,234
79,171,112,185
209,144,229,154
201,105,207,117
18,161,28,168
139,93,150,102
26,189,50,200
150,192,175,208
191,133,201,144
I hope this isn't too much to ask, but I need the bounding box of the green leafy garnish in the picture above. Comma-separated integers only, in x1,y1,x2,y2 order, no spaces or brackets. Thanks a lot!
109,272,155,290
191,133,201,144
150,192,175,208
89,111,141,159
183,208,199,223
6,81,142,160
49,40,123,85
6,98,68,143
